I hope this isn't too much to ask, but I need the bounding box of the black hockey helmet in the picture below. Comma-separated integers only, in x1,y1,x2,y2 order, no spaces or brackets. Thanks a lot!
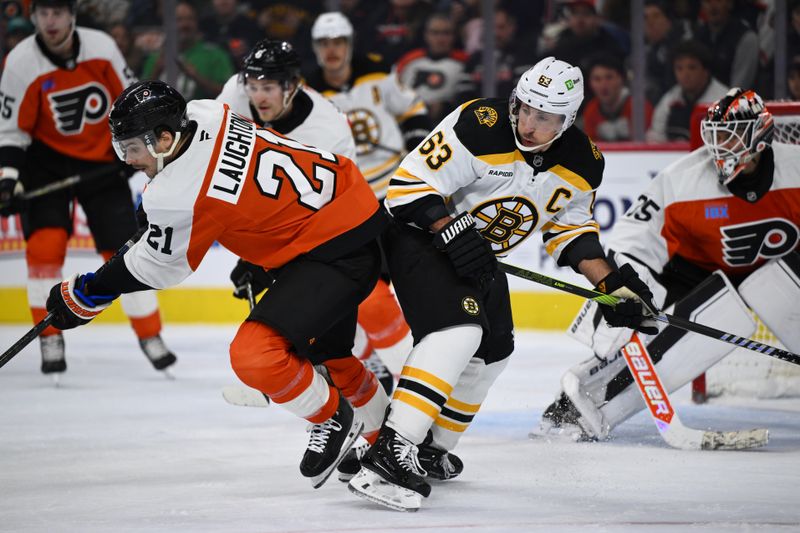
109,80,188,141
109,81,189,171
700,88,774,184
241,39,301,85
31,0,77,11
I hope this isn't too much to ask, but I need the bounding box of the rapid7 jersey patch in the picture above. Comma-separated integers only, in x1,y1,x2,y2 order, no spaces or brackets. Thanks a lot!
48,82,111,135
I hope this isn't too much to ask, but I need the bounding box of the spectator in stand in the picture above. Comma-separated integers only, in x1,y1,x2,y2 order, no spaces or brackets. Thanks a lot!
456,6,531,101
141,1,235,100
396,12,467,123
3,16,33,58
544,0,625,76
199,0,263,70
582,54,653,142
252,0,323,71
644,0,691,105
789,59,800,102
790,0,800,71
108,22,145,77
694,0,758,90
361,0,433,66
647,40,728,142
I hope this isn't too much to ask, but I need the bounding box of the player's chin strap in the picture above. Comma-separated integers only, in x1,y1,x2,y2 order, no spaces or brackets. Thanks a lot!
272,83,301,122
147,132,183,173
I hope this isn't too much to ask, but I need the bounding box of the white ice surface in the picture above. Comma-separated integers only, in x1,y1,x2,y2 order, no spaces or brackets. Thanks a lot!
1,326,799,533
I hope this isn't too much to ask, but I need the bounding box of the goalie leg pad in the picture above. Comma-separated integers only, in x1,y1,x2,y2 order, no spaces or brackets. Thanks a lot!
739,252,800,352
563,272,756,439
430,356,510,451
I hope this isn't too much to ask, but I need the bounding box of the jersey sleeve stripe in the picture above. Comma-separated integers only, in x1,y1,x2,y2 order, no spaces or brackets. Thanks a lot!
549,164,593,192
354,72,388,86
386,184,439,200
393,167,424,183
477,151,525,166
544,227,600,256
361,154,402,179
545,221,600,234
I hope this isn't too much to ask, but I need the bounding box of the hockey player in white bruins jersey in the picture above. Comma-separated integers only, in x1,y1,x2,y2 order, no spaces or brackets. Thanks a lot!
305,12,431,200
539,88,800,442
0,0,176,378
347,57,659,511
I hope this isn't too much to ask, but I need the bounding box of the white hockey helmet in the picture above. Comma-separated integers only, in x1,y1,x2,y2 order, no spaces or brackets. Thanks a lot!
311,12,354,41
509,57,584,152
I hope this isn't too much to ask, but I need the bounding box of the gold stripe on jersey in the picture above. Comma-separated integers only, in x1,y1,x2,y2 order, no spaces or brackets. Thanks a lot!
353,72,388,87
545,221,600,234
396,100,427,122
544,227,600,256
393,167,425,183
369,175,391,195
459,99,481,110
476,151,526,166
362,154,401,180
386,184,439,201
400,366,454,396
548,164,593,192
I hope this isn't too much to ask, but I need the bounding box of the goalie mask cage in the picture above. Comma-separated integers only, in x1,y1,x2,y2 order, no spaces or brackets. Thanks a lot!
689,101,800,402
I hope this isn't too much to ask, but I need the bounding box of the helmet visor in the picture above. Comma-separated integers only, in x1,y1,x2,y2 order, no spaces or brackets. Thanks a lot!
112,130,158,162
510,96,565,135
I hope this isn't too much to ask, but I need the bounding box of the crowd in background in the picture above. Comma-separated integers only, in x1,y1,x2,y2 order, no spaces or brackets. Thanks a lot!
1,0,798,144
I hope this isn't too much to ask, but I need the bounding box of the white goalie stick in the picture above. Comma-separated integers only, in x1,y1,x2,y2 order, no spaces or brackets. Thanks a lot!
221,279,271,408
620,333,768,450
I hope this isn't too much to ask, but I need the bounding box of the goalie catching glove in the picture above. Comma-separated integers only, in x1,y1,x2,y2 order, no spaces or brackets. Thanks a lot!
433,211,497,283
596,263,659,334
46,273,119,330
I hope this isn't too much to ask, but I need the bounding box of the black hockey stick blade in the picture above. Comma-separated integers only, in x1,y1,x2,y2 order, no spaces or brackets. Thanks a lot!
497,262,800,366
0,164,125,210
0,312,54,369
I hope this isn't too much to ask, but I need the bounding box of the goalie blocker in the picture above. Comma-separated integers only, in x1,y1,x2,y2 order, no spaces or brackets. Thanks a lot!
541,252,800,441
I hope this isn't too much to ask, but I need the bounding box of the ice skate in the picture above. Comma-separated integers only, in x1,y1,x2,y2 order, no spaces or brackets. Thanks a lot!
138,335,177,376
299,395,363,489
348,427,430,512
418,432,463,481
532,392,594,442
40,333,66,379
362,351,394,395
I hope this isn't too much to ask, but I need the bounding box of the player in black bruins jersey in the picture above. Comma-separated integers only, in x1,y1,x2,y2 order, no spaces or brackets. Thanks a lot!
346,57,660,512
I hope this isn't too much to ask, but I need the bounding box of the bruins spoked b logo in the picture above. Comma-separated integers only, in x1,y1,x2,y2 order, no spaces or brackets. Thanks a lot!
48,82,111,135
471,196,539,253
462,297,480,316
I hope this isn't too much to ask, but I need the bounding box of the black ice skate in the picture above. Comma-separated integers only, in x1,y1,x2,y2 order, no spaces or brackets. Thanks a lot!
534,392,594,442
348,427,431,512
337,442,369,482
418,432,463,481
138,335,177,372
40,333,66,376
300,395,363,489
363,351,394,395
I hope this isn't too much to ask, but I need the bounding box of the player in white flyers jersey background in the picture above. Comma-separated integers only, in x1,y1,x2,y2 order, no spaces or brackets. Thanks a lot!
539,88,800,442
0,0,176,379
346,57,659,512
215,38,397,395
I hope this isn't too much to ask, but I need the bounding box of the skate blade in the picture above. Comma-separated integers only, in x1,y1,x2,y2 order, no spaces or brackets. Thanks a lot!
310,420,364,490
348,468,422,512
50,374,61,388
161,368,176,380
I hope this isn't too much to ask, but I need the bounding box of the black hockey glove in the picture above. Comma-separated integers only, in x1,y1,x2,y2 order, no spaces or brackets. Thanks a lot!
433,211,497,283
0,177,27,217
230,259,274,300
46,273,119,330
595,263,659,335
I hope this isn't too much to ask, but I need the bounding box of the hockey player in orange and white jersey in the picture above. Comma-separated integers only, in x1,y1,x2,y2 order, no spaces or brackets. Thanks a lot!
0,0,176,378
216,39,395,394
539,88,800,442
44,80,390,488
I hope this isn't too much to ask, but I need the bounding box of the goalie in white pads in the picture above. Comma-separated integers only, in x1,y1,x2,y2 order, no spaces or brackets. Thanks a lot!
347,57,658,512
540,88,800,441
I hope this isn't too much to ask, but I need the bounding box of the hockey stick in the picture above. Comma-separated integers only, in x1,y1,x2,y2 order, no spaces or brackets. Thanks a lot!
0,164,126,210
0,226,145,370
498,262,800,367
619,333,768,450
221,280,271,408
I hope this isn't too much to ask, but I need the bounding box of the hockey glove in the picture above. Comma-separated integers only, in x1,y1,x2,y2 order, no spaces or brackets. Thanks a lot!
46,273,119,330
0,177,26,217
433,211,497,283
595,263,659,335
230,259,274,300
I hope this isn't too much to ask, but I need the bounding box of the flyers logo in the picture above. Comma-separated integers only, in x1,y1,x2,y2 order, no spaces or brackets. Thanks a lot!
48,82,111,135
721,218,799,266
